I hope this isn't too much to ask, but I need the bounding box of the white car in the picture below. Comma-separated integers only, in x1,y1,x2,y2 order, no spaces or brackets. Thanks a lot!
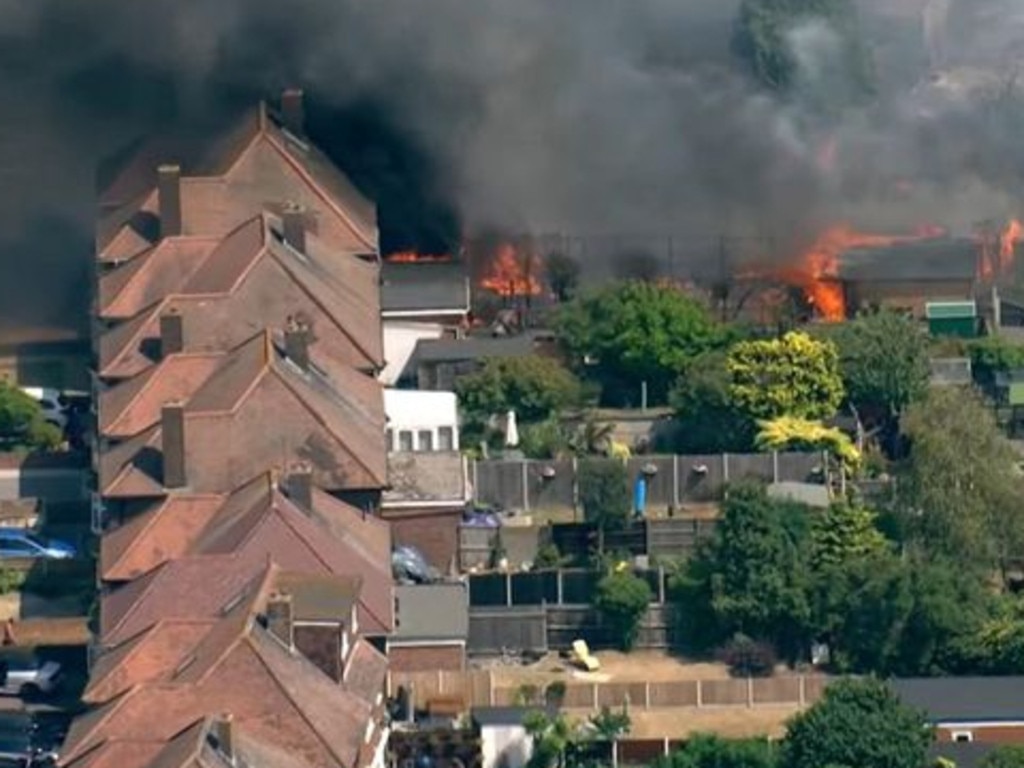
19,388,69,431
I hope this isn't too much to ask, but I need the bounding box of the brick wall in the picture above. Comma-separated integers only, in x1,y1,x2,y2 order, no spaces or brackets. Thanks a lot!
294,624,343,682
388,643,465,673
385,507,463,570
937,725,1024,744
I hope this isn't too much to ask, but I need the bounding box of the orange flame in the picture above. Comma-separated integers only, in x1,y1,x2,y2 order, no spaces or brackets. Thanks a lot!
776,225,926,322
977,218,1022,280
480,243,542,297
385,251,452,263
1000,219,1022,273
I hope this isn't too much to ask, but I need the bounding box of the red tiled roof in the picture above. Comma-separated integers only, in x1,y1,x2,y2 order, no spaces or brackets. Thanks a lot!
101,495,225,582
97,331,387,496
97,102,378,263
100,555,265,647
70,564,380,768
99,474,393,633
96,213,382,379
98,354,223,439
344,638,389,707
84,621,213,704
97,238,219,321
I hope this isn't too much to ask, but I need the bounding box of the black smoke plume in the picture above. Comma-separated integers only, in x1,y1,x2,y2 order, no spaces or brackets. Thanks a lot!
0,0,1023,339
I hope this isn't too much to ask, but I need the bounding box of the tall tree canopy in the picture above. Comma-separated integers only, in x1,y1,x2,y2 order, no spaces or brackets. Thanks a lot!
727,332,844,421
899,386,1024,577
678,483,812,658
657,734,778,768
782,678,932,768
455,356,581,426
829,309,930,418
670,351,757,453
556,281,726,407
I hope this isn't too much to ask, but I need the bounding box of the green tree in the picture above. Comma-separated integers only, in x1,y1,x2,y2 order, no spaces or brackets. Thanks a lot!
812,550,912,673
0,382,61,450
981,745,1024,768
587,706,631,741
680,483,813,658
578,459,631,533
781,678,932,768
524,711,578,768
670,351,756,453
900,386,1024,578
455,356,581,426
968,335,1024,387
732,0,872,97
829,309,930,418
727,332,844,422
657,733,778,768
545,252,581,303
556,281,726,406
809,502,887,571
594,571,653,651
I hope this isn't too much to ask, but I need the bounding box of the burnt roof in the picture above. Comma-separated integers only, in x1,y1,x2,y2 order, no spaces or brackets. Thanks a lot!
837,238,978,283
891,676,1024,722
381,262,470,314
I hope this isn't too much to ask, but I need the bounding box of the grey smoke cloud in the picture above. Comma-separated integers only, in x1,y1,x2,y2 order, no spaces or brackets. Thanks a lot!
0,0,1023,339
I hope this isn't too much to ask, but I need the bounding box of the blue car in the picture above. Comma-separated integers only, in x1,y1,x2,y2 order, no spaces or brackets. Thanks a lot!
0,529,75,560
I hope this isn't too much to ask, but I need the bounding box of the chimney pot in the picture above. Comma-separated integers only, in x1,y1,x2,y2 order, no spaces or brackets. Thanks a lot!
157,164,182,238
281,88,305,136
159,310,184,358
286,464,314,512
210,714,235,762
266,592,294,650
162,403,187,489
282,203,306,254
284,318,311,372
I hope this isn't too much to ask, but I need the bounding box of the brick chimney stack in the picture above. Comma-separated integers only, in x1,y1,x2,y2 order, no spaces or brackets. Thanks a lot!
161,402,187,489
281,88,305,136
159,309,184,358
285,463,314,513
266,593,294,650
284,316,311,372
157,164,182,238
282,202,306,255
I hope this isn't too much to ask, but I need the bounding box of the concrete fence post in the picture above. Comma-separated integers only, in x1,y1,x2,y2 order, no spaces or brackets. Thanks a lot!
521,461,530,512
747,676,754,707
663,738,670,757
645,681,652,709
571,457,580,521
657,566,666,604
556,570,564,606
472,459,479,503
593,683,600,710
505,572,513,607
612,741,619,768
696,679,703,708
772,451,780,482
722,453,730,485
672,454,680,507
799,675,806,706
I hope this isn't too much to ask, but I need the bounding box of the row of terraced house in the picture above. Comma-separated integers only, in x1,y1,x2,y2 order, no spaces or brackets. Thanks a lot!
60,90,432,768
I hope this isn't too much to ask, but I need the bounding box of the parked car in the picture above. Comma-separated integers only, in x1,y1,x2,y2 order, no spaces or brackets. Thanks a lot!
391,545,439,584
0,711,63,766
0,530,75,561
0,652,62,698
17,389,68,431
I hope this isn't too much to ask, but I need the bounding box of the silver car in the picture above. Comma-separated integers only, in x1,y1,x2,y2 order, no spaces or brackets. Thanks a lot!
0,654,61,698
